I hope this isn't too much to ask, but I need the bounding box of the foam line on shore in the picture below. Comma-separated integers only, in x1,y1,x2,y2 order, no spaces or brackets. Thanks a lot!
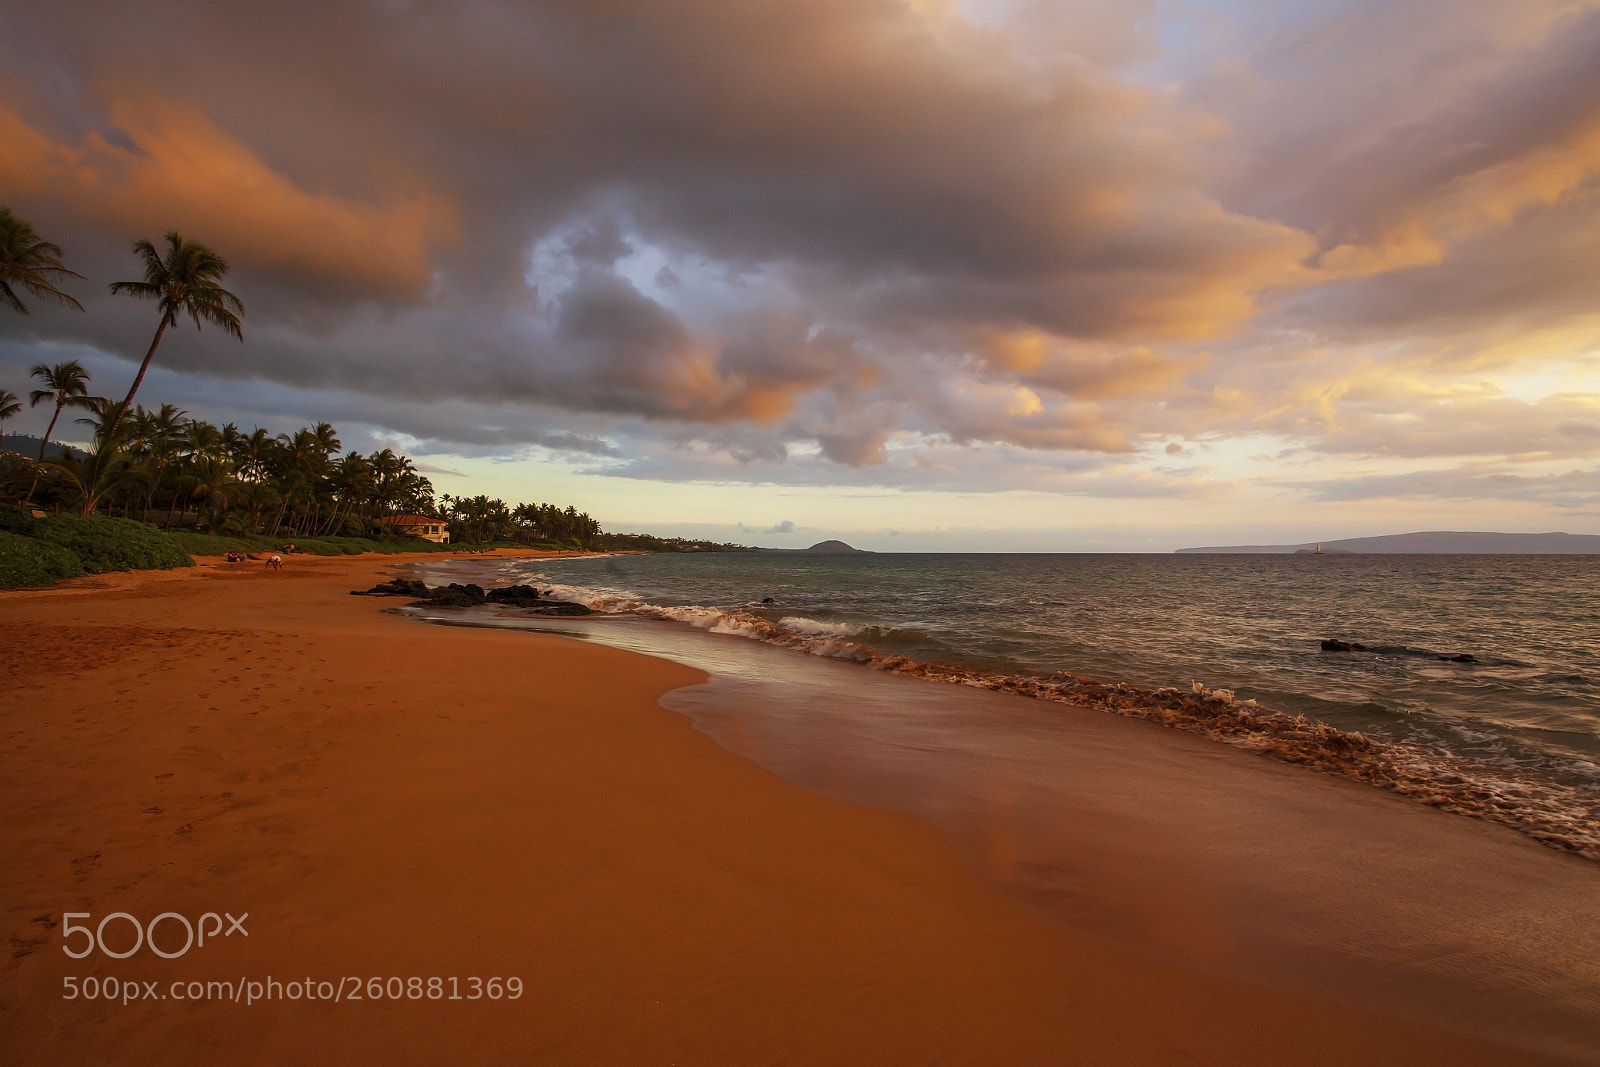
509,574,1600,862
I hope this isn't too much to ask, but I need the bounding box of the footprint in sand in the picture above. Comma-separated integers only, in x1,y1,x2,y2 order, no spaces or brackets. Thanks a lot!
70,853,101,882
10,932,49,958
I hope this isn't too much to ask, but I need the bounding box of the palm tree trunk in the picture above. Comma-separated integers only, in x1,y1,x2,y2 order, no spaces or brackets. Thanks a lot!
104,314,171,443
142,460,164,522
22,402,67,503
36,403,62,462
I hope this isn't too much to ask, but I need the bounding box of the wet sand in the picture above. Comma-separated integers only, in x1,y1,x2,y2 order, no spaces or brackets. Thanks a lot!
0,554,1586,1064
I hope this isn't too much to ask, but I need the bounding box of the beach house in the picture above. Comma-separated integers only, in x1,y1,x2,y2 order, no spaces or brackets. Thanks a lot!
387,514,450,543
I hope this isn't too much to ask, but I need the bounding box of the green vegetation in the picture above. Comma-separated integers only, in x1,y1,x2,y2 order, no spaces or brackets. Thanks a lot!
0,389,20,436
590,531,754,552
11,405,439,536
0,528,85,586
160,531,456,557
104,232,244,441
0,206,86,314
1,209,751,582
0,503,459,588
0,505,190,578
440,495,751,552
28,360,93,462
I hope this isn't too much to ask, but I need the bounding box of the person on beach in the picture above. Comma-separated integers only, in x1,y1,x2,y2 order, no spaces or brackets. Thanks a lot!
266,554,283,570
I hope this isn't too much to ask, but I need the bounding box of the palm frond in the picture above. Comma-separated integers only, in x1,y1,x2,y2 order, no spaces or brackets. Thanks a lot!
0,207,85,313
0,280,27,314
107,279,163,299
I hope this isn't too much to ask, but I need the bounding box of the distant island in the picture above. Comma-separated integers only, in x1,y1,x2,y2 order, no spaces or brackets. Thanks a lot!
1177,531,1600,554
804,540,866,553
759,540,868,554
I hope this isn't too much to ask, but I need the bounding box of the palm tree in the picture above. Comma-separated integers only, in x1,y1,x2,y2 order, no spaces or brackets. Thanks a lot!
48,445,146,516
24,360,95,504
105,232,243,441
235,480,281,533
178,454,237,515
73,396,132,451
129,403,186,521
184,419,224,461
28,360,94,461
0,207,84,314
324,451,373,535
309,421,341,460
231,426,273,482
0,388,19,440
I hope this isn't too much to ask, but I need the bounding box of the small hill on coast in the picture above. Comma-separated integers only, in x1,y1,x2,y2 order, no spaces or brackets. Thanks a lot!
805,539,864,553
2,434,88,461
759,540,869,554
1178,531,1600,554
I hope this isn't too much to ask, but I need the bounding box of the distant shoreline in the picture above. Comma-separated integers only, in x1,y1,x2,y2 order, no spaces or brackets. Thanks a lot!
1177,531,1600,554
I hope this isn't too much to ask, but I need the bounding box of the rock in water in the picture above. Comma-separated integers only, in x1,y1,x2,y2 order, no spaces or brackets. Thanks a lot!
520,601,593,616
485,584,541,606
352,578,589,614
1320,638,1366,652
419,583,487,606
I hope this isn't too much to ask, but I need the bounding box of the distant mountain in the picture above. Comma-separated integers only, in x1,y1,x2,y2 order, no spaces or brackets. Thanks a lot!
1177,531,1600,554
1,434,88,460
804,539,865,553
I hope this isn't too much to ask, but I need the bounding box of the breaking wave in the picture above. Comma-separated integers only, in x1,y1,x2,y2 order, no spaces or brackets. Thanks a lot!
509,576,1600,861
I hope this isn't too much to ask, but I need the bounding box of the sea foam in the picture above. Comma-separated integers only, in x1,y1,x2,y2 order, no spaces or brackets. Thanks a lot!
497,572,1600,862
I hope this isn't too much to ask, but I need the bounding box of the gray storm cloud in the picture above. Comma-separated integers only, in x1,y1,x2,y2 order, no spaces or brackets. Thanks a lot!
0,0,1597,493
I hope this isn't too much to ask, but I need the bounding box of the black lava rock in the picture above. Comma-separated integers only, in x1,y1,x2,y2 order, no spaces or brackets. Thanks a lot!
521,601,593,616
1320,638,1367,652
485,584,541,606
353,577,590,615
350,578,432,598
420,583,487,607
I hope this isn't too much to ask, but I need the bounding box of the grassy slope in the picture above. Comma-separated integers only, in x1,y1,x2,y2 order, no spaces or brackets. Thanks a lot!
0,530,86,586
162,531,459,557
0,507,456,587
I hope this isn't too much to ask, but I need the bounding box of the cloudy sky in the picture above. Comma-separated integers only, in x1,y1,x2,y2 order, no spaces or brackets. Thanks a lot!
2,0,1598,549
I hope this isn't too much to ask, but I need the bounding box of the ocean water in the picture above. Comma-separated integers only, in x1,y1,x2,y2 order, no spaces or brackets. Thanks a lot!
396,549,1600,1054
465,551,1600,857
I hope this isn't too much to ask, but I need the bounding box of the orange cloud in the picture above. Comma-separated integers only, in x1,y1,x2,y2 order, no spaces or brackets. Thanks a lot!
1315,118,1600,280
0,98,455,296
975,331,1206,399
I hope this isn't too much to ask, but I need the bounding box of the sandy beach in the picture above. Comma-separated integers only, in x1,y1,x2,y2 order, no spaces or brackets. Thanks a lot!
0,554,1588,1065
